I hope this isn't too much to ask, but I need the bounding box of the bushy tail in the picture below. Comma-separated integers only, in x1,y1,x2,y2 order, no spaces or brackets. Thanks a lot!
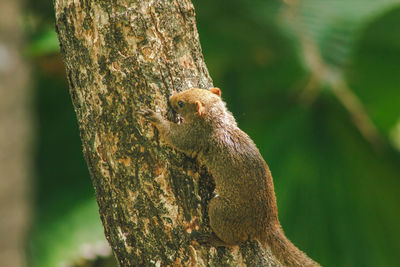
261,223,320,267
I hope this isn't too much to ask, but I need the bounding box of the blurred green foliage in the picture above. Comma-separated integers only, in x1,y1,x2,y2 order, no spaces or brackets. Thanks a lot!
26,0,400,266
30,72,112,267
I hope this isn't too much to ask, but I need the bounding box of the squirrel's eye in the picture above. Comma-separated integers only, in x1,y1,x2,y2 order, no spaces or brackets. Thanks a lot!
178,101,184,108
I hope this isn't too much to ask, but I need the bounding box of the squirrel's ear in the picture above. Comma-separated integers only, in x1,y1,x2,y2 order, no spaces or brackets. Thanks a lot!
195,101,205,116
209,87,221,97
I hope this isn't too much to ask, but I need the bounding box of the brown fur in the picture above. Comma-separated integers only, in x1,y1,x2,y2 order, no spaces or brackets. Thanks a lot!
140,88,320,266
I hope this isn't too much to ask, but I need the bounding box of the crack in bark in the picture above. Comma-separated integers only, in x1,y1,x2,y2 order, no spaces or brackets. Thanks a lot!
149,8,177,92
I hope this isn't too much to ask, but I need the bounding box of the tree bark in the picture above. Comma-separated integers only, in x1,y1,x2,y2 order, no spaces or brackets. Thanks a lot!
54,0,281,266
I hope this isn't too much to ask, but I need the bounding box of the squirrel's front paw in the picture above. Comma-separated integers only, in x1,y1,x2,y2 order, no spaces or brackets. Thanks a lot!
138,108,162,123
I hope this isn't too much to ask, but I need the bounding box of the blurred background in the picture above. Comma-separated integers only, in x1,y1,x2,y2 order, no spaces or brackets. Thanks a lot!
1,0,399,266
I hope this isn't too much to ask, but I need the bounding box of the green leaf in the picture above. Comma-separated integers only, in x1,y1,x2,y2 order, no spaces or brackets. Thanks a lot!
294,0,400,69
277,0,400,150
348,7,400,151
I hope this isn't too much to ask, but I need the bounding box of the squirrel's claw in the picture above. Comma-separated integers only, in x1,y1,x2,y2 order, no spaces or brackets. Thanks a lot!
138,108,161,123
137,108,153,117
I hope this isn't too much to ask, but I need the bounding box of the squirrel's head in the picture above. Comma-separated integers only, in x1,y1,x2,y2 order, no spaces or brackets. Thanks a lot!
169,88,221,121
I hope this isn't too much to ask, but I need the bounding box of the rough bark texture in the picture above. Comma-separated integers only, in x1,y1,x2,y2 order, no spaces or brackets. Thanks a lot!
54,0,281,266
0,0,31,266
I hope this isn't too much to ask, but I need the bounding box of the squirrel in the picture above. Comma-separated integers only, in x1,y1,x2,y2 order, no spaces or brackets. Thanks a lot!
140,88,320,267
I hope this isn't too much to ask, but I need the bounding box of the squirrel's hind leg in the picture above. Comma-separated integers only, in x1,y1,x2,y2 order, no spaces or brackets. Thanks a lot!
207,196,253,246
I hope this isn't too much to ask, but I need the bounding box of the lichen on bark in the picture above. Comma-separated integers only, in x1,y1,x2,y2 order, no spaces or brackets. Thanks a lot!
54,0,281,265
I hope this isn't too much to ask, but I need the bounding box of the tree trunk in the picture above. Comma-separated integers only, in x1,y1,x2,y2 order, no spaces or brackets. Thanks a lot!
0,0,31,266
54,0,281,266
